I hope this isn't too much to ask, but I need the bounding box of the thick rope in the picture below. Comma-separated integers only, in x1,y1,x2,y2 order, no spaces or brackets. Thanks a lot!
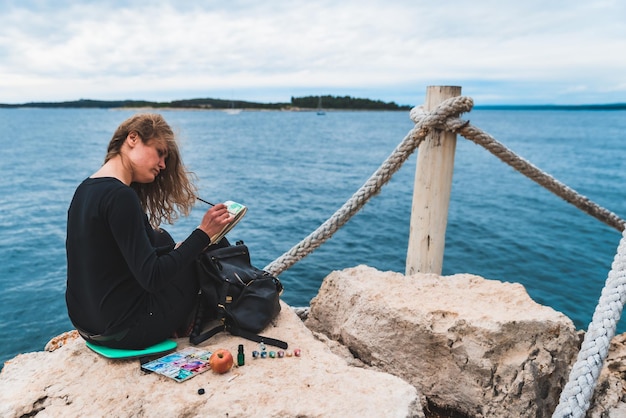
444,120,626,232
263,96,474,275
552,229,626,417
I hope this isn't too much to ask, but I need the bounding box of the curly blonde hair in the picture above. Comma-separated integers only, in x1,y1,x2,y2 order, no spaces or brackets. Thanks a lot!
104,113,198,227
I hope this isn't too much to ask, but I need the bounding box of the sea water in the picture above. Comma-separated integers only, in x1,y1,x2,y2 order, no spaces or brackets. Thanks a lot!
1,107,625,369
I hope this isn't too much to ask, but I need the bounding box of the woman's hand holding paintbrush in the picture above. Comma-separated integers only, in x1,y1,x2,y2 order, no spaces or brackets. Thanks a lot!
196,198,234,241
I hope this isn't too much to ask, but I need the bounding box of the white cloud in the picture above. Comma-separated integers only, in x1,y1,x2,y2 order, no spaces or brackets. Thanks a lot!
0,0,624,104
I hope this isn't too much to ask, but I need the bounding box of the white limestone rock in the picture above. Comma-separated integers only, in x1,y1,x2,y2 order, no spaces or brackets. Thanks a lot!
305,265,581,418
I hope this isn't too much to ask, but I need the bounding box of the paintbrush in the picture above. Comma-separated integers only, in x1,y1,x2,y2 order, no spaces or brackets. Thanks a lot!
196,197,215,206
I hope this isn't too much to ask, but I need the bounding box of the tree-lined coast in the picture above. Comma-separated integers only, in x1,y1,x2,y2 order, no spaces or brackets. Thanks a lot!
0,95,411,111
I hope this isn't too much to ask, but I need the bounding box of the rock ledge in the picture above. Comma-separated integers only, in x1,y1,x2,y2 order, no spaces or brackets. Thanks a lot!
0,299,421,418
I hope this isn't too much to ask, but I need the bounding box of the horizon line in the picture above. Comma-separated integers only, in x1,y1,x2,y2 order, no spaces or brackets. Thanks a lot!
1,96,625,110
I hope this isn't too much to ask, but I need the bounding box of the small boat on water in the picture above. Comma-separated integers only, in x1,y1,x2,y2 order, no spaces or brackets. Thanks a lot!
224,101,242,115
316,96,325,115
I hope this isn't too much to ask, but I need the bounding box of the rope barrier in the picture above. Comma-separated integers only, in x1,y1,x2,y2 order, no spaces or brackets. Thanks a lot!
445,119,626,233
552,229,626,417
264,95,626,415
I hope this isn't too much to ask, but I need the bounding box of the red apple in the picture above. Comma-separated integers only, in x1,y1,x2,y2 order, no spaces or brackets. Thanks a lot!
209,349,234,374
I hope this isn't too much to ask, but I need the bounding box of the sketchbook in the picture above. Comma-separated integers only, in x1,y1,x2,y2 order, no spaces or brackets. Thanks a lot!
141,346,213,382
210,200,247,244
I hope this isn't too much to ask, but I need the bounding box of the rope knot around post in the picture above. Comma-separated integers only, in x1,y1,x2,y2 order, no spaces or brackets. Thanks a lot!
408,95,474,141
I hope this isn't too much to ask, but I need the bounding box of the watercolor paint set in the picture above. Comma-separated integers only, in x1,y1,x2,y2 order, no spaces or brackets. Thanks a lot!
141,347,212,382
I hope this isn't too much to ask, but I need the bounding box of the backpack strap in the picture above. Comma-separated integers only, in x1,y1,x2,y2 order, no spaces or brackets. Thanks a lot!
189,324,225,345
227,325,288,349
189,323,288,349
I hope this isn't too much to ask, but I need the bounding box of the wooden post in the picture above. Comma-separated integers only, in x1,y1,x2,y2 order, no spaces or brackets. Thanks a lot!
406,86,461,275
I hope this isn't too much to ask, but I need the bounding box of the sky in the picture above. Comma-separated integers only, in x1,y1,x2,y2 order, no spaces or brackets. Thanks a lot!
1,0,625,106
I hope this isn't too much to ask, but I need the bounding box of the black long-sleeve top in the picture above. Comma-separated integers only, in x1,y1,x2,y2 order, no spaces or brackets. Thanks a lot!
65,177,209,335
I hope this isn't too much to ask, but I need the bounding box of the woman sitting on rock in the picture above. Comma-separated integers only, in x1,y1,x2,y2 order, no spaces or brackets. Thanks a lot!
65,113,232,349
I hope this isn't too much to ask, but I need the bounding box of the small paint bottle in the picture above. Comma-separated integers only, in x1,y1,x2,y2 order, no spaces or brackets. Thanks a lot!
237,344,245,366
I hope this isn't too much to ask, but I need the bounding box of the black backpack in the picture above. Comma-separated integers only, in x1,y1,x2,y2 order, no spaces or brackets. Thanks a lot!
189,240,287,349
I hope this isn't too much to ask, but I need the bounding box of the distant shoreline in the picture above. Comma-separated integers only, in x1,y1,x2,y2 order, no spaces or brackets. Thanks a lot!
0,95,412,111
1,97,624,111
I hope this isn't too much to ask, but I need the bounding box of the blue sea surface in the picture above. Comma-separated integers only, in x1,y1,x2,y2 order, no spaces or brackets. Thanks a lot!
1,107,625,369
